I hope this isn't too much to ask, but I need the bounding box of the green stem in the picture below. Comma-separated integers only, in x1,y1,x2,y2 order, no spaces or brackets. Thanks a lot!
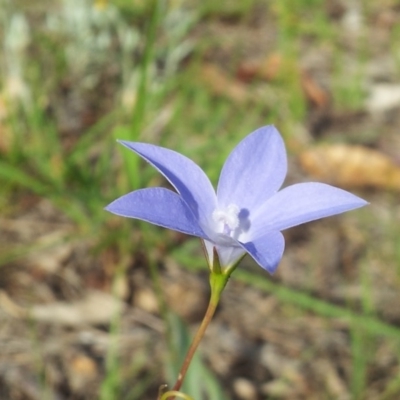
166,271,230,399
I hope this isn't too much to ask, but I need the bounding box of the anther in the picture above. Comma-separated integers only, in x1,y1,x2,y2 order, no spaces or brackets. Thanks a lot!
212,204,240,234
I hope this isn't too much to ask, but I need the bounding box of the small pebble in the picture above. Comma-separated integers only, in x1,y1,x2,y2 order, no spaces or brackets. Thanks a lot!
233,377,257,400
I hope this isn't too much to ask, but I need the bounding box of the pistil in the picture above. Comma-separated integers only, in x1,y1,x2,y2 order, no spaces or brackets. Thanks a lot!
212,204,240,236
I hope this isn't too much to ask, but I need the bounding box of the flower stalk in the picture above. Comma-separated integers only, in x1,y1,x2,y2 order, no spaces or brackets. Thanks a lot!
160,251,232,400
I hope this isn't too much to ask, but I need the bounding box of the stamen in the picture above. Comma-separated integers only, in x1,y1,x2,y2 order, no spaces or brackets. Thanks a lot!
212,204,240,234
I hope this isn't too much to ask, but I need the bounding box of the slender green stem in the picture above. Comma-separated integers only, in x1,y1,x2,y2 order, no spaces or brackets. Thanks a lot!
169,294,217,394
166,270,230,400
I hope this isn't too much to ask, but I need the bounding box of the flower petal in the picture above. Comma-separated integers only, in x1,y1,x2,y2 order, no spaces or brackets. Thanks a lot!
105,188,208,238
249,183,368,239
118,141,217,227
240,231,285,274
203,239,246,269
217,125,287,212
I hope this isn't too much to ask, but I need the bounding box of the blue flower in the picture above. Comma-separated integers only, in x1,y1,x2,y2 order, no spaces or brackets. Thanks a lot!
106,126,367,274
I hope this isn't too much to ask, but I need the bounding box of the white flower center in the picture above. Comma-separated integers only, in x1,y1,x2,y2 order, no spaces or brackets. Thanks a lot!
212,204,240,236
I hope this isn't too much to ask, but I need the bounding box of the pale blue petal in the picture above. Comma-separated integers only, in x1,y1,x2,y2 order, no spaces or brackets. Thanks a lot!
203,239,246,269
105,188,208,238
240,231,285,274
118,141,217,227
249,183,368,239
217,126,287,212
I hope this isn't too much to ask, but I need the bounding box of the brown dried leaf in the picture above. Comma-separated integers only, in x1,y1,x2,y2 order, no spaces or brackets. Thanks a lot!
201,63,249,103
257,53,284,81
236,53,283,82
236,59,260,83
301,71,329,108
237,55,329,109
67,354,98,393
299,144,400,190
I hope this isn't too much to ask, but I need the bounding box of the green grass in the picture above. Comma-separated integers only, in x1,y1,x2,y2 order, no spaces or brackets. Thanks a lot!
1,0,399,399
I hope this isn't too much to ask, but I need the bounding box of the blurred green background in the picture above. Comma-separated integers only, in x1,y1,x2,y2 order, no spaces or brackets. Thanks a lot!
1,0,400,399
